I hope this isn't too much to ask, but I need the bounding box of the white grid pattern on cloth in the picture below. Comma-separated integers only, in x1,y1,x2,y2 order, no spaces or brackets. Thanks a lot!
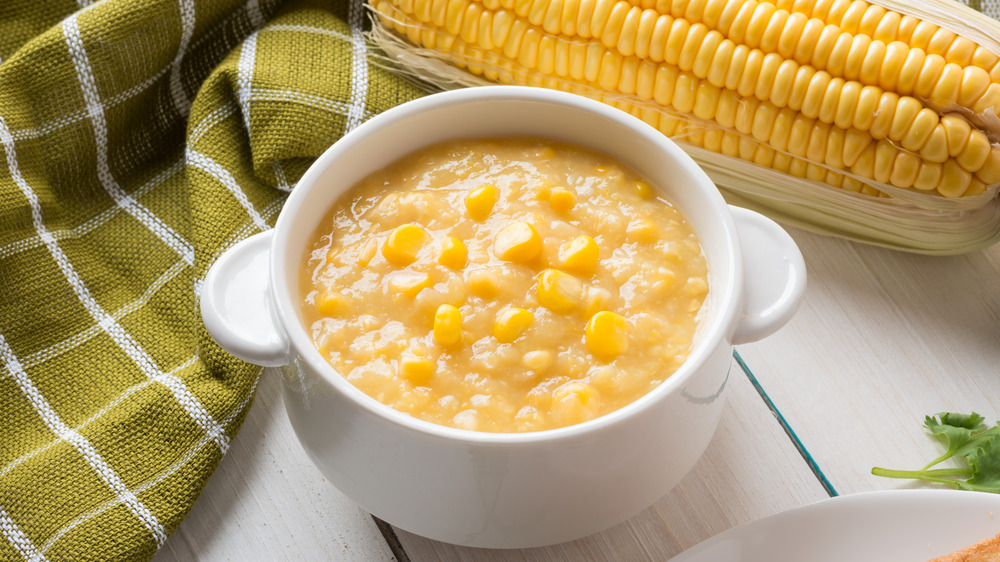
169,0,197,119
7,65,170,143
35,362,264,557
346,0,369,132
186,149,271,231
0,158,184,261
9,0,266,145
54,16,232,457
0,354,196,508
0,185,279,554
1,18,364,268
0,183,285,488
254,22,378,127
0,112,229,460
0,506,45,562
0,110,166,541
0,335,168,547
14,259,189,370
237,30,259,136
62,15,196,268
188,102,237,144
272,160,293,192
249,88,370,120
191,194,286,298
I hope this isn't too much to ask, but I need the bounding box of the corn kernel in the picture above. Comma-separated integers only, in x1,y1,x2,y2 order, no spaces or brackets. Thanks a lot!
521,350,553,372
468,268,501,299
558,235,599,274
357,238,378,267
536,269,582,313
315,292,346,316
465,184,499,220
493,307,534,343
548,187,576,213
551,381,601,424
493,221,542,262
382,223,429,265
438,236,467,269
433,304,463,345
399,355,435,385
387,271,431,298
635,180,654,198
585,311,629,358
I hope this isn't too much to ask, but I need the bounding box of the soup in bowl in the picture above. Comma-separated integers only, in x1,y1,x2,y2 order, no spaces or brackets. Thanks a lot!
200,86,806,548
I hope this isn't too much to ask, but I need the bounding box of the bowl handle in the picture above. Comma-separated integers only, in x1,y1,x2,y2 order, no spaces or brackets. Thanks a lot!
200,231,291,366
728,206,807,345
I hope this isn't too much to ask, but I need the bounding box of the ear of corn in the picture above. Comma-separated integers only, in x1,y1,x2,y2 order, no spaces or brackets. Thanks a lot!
369,0,1000,254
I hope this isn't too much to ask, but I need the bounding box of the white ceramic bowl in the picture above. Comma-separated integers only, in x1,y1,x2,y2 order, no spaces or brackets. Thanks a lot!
200,86,806,548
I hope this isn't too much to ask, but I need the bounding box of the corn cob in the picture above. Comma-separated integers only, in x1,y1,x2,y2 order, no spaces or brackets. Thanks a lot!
369,0,1000,251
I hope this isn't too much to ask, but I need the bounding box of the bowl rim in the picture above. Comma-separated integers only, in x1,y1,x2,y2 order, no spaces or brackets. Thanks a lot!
270,85,743,445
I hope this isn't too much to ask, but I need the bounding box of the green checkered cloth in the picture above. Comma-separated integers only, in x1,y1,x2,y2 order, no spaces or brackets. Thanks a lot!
0,0,422,559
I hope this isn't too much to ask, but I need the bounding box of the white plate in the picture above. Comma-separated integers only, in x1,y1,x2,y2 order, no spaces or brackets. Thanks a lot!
671,490,1000,561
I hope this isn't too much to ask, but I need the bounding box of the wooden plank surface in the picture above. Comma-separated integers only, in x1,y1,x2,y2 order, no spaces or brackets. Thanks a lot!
735,228,1000,496
153,370,396,562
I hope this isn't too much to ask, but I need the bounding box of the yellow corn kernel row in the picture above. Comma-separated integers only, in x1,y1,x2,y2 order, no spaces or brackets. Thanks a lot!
471,0,996,146
613,96,991,195
454,0,954,107
634,105,892,194
373,0,998,197
478,0,1000,113
759,0,1000,79
600,88,948,194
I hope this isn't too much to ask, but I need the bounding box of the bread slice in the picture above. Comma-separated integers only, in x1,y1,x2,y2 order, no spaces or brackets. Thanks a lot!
930,532,1000,561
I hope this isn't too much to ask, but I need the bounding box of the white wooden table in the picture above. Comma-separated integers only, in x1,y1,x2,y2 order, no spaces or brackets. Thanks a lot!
155,226,1000,561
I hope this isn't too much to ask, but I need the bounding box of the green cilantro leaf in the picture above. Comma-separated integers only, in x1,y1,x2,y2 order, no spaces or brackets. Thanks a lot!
935,412,986,430
872,412,1000,493
923,413,1000,469
956,435,1000,494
